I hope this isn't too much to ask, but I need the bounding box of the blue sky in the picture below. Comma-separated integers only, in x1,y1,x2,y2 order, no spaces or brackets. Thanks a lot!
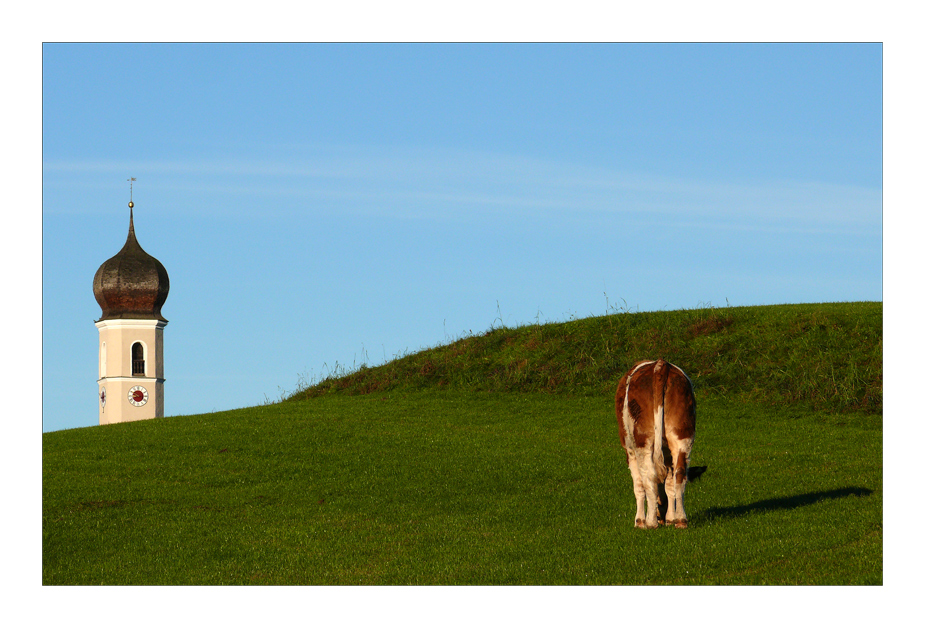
41,43,882,432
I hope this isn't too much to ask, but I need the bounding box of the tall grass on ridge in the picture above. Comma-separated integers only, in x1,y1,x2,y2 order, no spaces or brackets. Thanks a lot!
288,302,882,414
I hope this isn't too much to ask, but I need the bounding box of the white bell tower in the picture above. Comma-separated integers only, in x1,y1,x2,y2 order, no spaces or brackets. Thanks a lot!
92,187,170,424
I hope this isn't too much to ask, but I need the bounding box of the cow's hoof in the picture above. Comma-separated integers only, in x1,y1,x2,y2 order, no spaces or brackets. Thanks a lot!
635,519,646,528
674,519,688,529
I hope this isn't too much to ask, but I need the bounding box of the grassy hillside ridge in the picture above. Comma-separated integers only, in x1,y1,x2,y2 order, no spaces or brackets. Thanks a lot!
288,301,882,414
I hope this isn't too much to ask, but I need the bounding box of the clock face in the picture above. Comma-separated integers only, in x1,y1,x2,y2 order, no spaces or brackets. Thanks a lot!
100,387,106,408
128,385,148,407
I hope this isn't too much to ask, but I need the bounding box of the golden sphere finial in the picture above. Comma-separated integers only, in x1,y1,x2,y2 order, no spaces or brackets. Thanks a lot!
127,177,136,211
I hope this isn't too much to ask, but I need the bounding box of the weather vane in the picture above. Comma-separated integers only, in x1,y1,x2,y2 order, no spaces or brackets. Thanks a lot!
128,177,136,210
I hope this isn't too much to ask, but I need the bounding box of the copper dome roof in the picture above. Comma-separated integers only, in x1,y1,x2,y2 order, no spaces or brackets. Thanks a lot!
93,209,169,322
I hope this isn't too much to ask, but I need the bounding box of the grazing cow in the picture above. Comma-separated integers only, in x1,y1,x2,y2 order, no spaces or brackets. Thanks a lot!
615,359,701,529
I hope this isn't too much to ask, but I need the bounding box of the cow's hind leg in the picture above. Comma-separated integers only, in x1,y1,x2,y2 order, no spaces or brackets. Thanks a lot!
667,448,690,528
659,447,672,525
637,450,660,529
663,465,677,525
657,481,668,525
627,455,647,528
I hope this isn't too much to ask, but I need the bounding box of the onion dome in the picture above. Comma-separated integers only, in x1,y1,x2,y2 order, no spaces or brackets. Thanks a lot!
93,204,169,322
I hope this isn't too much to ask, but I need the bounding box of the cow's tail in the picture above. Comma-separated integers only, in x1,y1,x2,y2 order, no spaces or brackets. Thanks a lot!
652,359,670,483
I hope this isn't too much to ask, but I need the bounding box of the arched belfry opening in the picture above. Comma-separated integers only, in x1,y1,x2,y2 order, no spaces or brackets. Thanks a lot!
132,342,145,376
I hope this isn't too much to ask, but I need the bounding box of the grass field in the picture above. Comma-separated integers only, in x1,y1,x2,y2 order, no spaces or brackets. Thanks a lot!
43,302,882,585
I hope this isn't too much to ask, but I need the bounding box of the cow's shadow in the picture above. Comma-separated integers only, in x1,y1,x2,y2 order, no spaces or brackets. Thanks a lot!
700,486,874,521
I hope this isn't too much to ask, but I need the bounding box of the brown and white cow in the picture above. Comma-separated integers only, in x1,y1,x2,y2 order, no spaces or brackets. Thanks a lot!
615,359,699,529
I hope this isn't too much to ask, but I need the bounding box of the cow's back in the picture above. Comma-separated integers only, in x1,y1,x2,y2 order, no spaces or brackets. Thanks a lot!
615,360,658,454
615,359,695,452
663,363,696,440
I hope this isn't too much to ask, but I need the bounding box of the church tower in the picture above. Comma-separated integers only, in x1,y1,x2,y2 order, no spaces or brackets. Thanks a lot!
92,196,170,424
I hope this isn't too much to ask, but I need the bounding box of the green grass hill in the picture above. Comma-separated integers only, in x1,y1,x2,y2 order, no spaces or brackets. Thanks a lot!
289,301,882,414
43,301,882,585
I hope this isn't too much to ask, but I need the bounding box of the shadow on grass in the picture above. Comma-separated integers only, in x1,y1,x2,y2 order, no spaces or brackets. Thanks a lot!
701,486,873,522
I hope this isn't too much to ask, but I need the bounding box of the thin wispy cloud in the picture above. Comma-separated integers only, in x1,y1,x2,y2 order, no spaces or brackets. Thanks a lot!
44,147,881,235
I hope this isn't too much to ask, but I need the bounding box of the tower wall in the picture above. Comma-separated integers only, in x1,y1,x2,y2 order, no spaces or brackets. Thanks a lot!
96,319,167,424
